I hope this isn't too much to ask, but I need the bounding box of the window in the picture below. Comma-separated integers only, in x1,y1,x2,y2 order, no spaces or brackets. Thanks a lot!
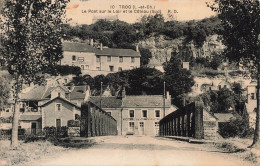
129,122,134,127
58,92,61,97
56,103,62,111
85,65,89,70
6,109,9,112
109,66,114,72
118,67,122,72
218,85,221,90
155,110,160,118
129,110,134,118
119,56,123,63
142,110,147,118
81,65,84,70
224,85,227,89
75,114,80,120
107,112,111,116
78,57,84,62
107,56,111,62
251,93,255,100
56,119,61,128
155,122,159,127
96,56,100,63
72,55,76,61
131,57,135,63
140,122,144,127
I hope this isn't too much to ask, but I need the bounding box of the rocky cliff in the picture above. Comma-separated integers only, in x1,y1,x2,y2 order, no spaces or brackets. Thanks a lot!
138,34,225,67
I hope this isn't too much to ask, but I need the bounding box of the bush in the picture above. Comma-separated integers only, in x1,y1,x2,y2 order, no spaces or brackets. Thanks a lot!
24,134,41,143
218,117,254,138
48,65,82,76
44,126,68,138
68,120,80,127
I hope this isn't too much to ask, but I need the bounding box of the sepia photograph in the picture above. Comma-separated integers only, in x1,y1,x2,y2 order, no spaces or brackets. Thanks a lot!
0,0,259,165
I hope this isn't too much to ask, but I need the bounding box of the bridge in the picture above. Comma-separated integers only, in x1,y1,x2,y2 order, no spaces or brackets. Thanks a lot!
80,101,118,137
159,101,217,139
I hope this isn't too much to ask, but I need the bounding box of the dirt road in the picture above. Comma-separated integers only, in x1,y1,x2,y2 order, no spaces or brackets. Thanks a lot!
34,136,255,166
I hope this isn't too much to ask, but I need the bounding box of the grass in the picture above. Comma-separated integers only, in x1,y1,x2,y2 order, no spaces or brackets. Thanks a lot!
0,140,66,166
0,137,96,165
214,137,260,164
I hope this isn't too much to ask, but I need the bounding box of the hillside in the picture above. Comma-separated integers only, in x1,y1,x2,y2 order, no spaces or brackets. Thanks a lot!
139,34,225,67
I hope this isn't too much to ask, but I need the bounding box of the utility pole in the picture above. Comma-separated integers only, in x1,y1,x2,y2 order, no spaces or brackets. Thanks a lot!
100,81,103,108
163,81,165,118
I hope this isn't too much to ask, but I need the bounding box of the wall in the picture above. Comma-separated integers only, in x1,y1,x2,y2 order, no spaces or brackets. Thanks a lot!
42,98,80,128
203,110,217,140
98,55,140,72
121,108,166,136
20,121,42,134
102,108,122,135
61,51,96,70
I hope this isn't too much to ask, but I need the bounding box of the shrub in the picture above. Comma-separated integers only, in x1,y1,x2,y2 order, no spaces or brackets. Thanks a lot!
48,65,82,76
68,120,80,127
218,117,254,138
24,134,41,143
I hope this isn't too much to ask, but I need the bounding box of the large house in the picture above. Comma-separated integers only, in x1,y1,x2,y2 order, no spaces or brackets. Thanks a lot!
61,42,141,76
89,90,176,136
17,85,89,134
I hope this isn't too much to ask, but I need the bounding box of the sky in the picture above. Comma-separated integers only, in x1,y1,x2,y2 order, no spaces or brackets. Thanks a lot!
66,0,216,25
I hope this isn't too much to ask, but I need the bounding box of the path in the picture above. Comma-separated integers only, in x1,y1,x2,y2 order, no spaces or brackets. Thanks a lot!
33,136,255,166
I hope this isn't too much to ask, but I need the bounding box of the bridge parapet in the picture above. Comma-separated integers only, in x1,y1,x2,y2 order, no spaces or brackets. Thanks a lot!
80,101,118,137
159,101,204,139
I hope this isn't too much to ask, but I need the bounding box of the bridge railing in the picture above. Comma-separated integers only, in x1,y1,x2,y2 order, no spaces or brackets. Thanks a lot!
80,101,117,137
159,101,204,139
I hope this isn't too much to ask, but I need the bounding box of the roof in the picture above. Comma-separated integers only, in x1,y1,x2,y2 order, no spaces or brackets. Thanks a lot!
20,85,87,101
40,97,80,109
122,95,171,108
89,96,122,108
62,42,102,53
96,48,141,57
214,113,236,123
20,86,47,101
69,86,87,100
20,115,42,121
63,42,140,57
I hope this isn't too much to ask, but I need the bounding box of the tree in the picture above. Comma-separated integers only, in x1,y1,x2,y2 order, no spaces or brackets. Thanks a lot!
69,74,94,87
139,48,152,67
0,73,11,108
209,0,260,147
127,67,164,95
163,57,195,107
0,0,69,147
145,14,165,36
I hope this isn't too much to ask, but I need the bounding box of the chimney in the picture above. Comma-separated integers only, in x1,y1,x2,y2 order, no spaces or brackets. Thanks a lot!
122,87,126,98
166,91,170,99
136,44,139,52
100,43,103,50
84,85,91,102
90,39,93,47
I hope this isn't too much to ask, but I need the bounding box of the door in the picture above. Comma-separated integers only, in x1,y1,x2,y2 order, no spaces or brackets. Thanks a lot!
56,119,61,132
31,122,36,135
139,122,144,135
155,122,159,136
129,122,134,134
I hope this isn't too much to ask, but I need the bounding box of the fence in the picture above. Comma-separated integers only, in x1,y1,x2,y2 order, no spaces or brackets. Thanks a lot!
80,101,117,137
159,101,204,139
